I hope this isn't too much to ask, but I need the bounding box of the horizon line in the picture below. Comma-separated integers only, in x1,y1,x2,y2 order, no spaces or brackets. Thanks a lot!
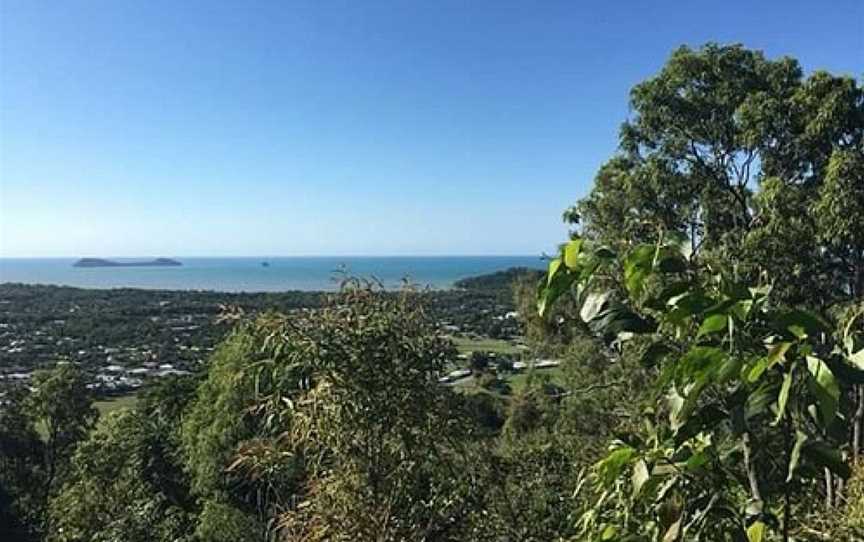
0,253,547,259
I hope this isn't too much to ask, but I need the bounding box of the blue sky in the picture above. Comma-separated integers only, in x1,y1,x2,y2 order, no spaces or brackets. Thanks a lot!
1,1,862,257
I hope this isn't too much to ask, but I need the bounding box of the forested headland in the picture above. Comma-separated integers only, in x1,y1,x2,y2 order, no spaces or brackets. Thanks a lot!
2,43,863,541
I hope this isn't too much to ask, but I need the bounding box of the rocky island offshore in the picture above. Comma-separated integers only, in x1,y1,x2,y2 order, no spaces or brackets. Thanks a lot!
73,257,183,268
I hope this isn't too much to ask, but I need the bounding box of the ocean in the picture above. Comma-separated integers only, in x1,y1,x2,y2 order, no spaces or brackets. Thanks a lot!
0,256,546,292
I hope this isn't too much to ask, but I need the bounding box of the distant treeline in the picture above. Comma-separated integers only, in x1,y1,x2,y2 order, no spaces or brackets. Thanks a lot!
453,266,544,291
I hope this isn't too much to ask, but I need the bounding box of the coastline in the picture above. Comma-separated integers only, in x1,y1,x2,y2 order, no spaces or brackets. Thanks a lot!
0,256,545,293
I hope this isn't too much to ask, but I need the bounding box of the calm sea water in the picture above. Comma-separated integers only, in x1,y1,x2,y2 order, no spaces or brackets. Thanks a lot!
0,257,545,292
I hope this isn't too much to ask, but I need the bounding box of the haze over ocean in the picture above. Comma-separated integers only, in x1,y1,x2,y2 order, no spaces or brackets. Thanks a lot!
0,256,545,292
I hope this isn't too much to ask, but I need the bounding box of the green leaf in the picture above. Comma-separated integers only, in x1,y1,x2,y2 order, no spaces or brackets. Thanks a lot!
748,342,792,383
746,383,777,420
787,431,807,482
697,313,728,338
720,279,753,302
676,380,708,428
685,450,709,471
596,446,635,486
716,355,744,384
680,346,727,381
745,499,764,518
547,257,563,286
665,291,714,326
843,310,862,347
730,299,755,321
772,367,793,426
749,284,772,300
746,521,765,542
563,238,584,269
537,267,575,317
624,245,655,298
806,356,840,426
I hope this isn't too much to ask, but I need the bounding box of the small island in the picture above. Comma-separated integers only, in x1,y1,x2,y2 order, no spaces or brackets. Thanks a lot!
73,258,183,268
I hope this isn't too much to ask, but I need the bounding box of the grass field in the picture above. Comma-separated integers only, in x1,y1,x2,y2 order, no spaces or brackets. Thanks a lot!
506,366,565,392
93,393,138,416
35,393,138,439
451,365,565,395
451,336,523,355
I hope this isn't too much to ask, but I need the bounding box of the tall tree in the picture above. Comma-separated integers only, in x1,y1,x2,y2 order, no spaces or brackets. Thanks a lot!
816,149,864,466
815,148,864,299
0,384,44,541
602,44,802,251
575,44,863,309
27,364,97,531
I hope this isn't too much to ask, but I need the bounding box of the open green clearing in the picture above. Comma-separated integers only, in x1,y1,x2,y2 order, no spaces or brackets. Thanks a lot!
506,366,564,392
452,365,565,394
450,336,523,355
94,394,138,417
36,394,137,438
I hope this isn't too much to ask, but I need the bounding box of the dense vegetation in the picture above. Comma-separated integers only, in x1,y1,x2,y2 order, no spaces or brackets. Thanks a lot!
1,43,863,541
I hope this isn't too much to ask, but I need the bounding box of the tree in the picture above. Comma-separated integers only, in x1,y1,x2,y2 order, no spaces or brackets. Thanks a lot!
45,375,200,542
47,410,196,542
179,327,268,538
0,384,44,541
27,364,97,531
741,177,824,306
815,148,864,299
814,149,864,467
577,155,692,249
183,283,486,540
548,49,863,539
574,44,863,310
580,44,804,255
468,350,492,373
539,235,864,540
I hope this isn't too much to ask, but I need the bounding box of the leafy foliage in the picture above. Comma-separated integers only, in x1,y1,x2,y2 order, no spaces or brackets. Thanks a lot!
539,232,864,540
183,282,487,540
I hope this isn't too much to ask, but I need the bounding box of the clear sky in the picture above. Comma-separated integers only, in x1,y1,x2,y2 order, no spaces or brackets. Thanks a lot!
1,1,862,257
